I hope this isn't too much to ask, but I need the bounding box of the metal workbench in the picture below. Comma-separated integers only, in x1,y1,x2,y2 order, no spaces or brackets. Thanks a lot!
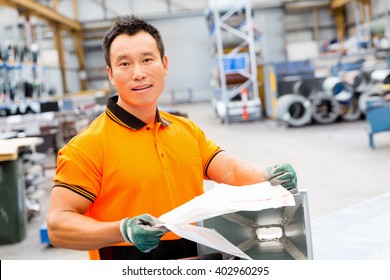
311,192,390,260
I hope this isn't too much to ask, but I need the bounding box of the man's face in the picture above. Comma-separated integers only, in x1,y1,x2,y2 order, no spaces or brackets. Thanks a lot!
106,31,168,112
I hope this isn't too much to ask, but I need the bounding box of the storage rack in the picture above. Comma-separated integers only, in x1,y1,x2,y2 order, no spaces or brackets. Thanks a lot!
0,41,48,117
208,0,261,123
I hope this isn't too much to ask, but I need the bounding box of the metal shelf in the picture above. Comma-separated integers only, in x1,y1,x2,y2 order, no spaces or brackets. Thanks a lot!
208,0,261,123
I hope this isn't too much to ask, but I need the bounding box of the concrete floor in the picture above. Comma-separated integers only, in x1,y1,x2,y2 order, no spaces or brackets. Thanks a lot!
1,100,389,260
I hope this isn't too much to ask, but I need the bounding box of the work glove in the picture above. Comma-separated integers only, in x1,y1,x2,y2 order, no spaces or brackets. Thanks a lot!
120,214,168,253
264,163,297,193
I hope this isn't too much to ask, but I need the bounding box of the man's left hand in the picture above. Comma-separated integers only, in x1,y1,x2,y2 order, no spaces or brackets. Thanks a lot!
264,163,297,193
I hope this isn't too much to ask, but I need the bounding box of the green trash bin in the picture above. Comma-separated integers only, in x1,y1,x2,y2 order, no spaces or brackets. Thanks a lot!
0,156,27,245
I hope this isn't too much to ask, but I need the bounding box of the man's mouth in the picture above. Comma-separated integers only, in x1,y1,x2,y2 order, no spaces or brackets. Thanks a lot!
132,85,152,91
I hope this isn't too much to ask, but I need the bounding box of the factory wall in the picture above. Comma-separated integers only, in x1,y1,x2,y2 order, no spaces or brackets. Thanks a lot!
253,7,286,63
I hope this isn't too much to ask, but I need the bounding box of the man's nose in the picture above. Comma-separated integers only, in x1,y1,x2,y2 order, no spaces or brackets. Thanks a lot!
132,63,145,80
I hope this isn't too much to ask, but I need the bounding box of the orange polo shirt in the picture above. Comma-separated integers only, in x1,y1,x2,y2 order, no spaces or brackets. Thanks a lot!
53,96,221,259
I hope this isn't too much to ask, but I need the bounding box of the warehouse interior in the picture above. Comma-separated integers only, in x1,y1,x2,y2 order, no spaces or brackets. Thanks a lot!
0,0,390,260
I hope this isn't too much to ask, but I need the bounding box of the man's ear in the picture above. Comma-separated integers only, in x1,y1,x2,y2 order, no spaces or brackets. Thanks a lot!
162,55,168,77
106,66,115,85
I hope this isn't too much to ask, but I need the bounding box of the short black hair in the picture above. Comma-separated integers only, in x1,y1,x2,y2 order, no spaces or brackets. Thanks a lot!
102,15,165,68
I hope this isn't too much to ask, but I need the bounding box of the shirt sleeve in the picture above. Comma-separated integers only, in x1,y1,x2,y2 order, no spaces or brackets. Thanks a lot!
186,119,222,180
54,140,102,201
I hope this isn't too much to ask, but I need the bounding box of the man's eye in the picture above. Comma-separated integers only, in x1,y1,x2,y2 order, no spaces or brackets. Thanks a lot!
120,62,129,66
144,58,153,63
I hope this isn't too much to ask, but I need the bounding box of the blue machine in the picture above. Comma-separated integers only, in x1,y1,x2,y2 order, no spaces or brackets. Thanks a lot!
366,98,390,149
40,223,50,245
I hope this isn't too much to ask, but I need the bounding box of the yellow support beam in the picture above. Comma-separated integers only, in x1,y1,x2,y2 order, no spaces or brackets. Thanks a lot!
71,31,88,91
312,8,320,44
0,0,82,31
334,8,346,43
331,0,373,44
331,0,354,10
52,22,69,94
73,0,79,21
52,0,58,11
361,0,372,22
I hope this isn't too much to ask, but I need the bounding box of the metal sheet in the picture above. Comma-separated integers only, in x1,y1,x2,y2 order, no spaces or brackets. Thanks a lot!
197,190,313,260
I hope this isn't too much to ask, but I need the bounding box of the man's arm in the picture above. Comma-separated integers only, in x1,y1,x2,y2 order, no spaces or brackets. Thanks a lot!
47,187,124,251
206,151,266,186
206,151,297,192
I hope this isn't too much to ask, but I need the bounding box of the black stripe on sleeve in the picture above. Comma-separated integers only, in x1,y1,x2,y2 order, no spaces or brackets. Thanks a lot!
204,149,225,180
53,182,96,203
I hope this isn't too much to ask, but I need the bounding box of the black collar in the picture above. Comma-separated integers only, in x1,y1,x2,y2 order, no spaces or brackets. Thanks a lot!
105,95,170,130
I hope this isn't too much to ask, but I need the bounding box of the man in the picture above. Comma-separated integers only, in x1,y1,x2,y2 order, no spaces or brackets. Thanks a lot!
47,15,297,260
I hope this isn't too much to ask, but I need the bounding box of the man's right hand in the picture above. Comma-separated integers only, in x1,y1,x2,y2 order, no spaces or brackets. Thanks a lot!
120,214,168,253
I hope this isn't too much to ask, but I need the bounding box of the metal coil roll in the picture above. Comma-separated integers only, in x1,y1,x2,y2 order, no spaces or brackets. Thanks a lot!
342,70,369,93
358,90,382,114
293,80,313,98
276,94,312,127
311,93,340,124
339,97,361,121
370,69,390,84
322,76,354,102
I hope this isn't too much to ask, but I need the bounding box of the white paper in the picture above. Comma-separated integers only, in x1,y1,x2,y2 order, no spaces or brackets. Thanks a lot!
158,182,295,259
164,224,252,260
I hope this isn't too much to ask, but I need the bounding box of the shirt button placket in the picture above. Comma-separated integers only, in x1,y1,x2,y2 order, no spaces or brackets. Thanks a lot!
154,125,168,169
